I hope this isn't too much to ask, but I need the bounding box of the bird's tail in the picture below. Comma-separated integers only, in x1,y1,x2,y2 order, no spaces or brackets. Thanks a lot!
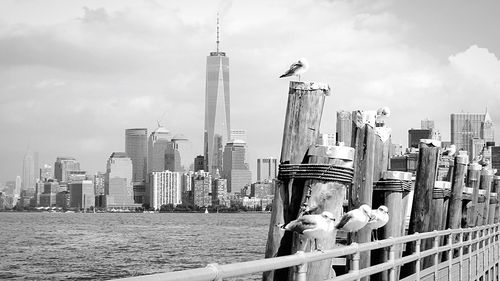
276,223,286,229
279,74,289,78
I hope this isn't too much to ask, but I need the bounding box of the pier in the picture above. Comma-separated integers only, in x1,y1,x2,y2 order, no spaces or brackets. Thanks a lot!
115,81,500,280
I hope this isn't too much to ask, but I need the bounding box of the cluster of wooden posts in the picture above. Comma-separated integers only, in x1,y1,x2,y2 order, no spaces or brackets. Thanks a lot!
263,81,500,281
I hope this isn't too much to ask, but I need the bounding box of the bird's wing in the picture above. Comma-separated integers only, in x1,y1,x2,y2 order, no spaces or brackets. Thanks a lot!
336,213,352,229
279,62,302,78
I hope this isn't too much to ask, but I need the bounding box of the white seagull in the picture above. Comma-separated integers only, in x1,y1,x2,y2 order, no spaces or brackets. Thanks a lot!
282,211,336,237
367,205,389,240
442,144,456,157
375,106,391,127
336,204,372,232
279,58,309,81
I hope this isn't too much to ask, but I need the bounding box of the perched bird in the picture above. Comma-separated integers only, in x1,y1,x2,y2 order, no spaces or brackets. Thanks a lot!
336,204,372,232
442,144,456,157
282,211,336,240
375,107,391,127
279,58,309,81
367,205,389,240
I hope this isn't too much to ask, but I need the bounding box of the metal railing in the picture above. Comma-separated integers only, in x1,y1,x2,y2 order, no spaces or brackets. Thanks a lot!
115,223,500,281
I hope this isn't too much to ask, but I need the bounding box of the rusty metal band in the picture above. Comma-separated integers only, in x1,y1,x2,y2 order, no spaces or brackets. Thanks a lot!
433,187,451,199
278,163,354,183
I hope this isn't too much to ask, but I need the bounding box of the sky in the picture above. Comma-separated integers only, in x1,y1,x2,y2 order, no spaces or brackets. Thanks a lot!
1,0,500,182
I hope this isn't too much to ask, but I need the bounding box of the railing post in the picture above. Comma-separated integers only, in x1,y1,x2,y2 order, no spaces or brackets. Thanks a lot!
293,251,308,281
447,232,453,278
388,240,396,281
468,228,473,281
433,232,439,279
206,263,223,281
349,243,361,281
459,230,464,281
415,236,421,279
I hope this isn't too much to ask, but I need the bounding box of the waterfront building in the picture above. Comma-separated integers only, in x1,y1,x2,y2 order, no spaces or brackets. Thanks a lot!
212,178,229,206
194,155,205,172
470,138,486,160
250,182,274,198
105,152,134,208
147,125,171,173
67,170,87,183
150,171,182,210
408,129,440,148
14,176,21,202
451,111,494,153
193,171,212,207
336,111,352,146
390,143,404,156
40,164,53,182
54,157,80,182
421,119,435,130
125,128,148,184
22,148,36,191
222,140,252,193
257,157,278,183
389,152,419,175
204,18,231,174
69,180,95,209
56,191,70,209
93,172,105,196
165,142,182,172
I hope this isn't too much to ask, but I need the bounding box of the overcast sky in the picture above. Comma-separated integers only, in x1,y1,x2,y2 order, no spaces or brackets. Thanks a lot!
1,0,500,182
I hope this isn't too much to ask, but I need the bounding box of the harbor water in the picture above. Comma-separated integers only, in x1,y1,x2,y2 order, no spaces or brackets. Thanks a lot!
0,212,271,280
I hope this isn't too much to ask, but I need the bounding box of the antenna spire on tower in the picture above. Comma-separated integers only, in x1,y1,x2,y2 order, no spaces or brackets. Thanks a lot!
216,13,220,53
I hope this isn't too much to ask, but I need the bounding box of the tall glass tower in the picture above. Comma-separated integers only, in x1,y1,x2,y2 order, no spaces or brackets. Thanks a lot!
204,16,230,174
125,128,148,184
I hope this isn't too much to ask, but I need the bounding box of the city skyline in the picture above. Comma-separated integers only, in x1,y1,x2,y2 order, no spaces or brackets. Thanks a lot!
1,1,500,182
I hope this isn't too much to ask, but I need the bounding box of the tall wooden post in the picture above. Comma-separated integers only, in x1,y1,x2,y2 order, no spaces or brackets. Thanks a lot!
481,169,493,225
494,176,500,223
291,145,354,281
406,139,440,271
446,154,468,230
466,163,482,227
350,114,376,274
264,81,330,281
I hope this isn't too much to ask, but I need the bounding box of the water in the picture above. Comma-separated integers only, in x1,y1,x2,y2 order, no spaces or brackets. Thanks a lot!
0,212,271,280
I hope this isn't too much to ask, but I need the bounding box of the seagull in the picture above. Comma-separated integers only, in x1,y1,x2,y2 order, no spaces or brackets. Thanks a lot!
279,58,309,81
367,205,389,240
281,211,336,251
442,144,456,157
336,204,372,232
375,107,391,127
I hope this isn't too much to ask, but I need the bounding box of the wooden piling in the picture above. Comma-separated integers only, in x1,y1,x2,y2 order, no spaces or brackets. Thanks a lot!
481,169,493,225
292,145,354,281
466,163,482,227
446,154,468,230
405,139,440,271
350,118,376,274
494,176,500,223
264,81,330,281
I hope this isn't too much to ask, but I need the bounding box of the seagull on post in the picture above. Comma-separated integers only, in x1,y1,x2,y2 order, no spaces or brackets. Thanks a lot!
335,204,372,232
280,211,336,250
367,205,389,240
279,58,309,81
442,144,456,157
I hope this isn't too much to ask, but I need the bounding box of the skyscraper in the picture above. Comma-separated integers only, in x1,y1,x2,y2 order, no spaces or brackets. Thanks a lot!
421,119,435,130
54,157,80,182
222,140,251,193
451,110,494,153
336,111,352,146
257,157,278,183
22,148,35,191
125,128,148,184
149,171,182,210
105,152,134,208
147,126,171,174
204,17,230,174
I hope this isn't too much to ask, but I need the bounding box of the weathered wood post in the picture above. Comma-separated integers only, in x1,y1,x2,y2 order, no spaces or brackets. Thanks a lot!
405,139,440,272
446,154,468,230
494,176,500,223
481,168,494,225
289,145,355,280
373,171,412,281
264,81,330,281
432,181,451,262
466,163,482,227
488,175,497,225
350,111,376,274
